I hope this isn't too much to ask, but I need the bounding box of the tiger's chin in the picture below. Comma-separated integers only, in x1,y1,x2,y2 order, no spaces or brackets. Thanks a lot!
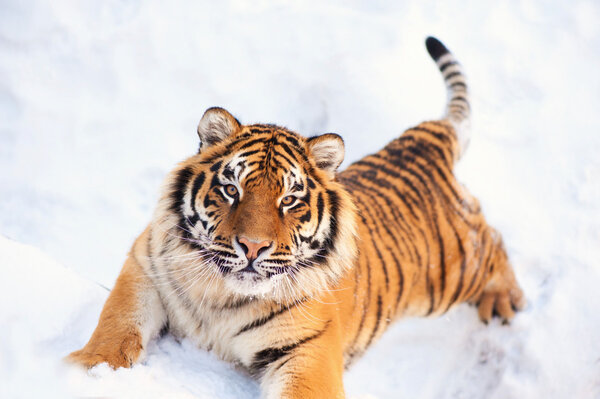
223,271,281,298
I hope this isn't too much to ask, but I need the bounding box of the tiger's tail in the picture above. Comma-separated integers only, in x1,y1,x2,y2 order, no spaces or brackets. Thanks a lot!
425,36,470,158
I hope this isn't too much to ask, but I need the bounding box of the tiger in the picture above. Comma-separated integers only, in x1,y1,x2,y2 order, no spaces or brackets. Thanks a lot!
67,37,525,398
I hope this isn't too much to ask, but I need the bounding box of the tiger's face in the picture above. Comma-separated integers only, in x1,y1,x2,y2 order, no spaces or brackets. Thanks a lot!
159,108,358,301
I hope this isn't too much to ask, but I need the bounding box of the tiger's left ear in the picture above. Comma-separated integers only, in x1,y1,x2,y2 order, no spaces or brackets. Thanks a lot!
197,107,241,151
307,133,345,177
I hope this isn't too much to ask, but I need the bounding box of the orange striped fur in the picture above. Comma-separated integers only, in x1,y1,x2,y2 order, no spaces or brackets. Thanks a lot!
67,37,524,398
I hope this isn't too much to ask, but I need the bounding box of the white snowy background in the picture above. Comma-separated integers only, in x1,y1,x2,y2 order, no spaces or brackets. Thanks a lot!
1,1,599,398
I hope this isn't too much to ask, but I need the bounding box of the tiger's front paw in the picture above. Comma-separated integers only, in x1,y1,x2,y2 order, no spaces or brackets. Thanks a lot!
66,332,143,369
476,285,525,324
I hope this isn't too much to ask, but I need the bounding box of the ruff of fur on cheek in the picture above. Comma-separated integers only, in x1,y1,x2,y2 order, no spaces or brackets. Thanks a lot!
143,215,231,307
148,224,216,276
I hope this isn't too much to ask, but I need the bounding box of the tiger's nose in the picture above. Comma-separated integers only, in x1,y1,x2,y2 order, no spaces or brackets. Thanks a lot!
236,237,272,260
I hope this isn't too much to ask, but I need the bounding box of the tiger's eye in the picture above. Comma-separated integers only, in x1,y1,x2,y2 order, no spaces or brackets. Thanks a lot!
225,184,238,197
281,196,295,206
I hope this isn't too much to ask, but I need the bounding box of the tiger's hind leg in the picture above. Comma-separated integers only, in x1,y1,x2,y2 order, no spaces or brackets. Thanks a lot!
470,230,525,324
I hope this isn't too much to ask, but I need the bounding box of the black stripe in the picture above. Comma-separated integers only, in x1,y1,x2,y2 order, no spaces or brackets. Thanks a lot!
239,137,271,151
364,294,383,349
212,249,236,258
234,302,300,337
189,172,206,214
427,280,435,315
272,150,296,168
222,167,234,180
282,144,309,168
450,95,470,106
450,81,467,89
471,237,495,301
280,133,301,150
465,232,493,301
427,204,446,315
348,252,371,357
321,190,340,254
445,223,466,312
238,149,264,158
315,192,324,228
216,297,253,310
448,105,468,117
272,354,296,373
249,127,270,134
275,141,300,162
444,71,462,81
170,167,195,213
439,60,457,72
249,321,330,376
463,230,486,300
209,160,223,172
299,209,311,223
291,182,304,192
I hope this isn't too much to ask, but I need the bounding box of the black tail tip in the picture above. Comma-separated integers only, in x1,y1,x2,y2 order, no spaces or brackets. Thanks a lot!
425,36,450,61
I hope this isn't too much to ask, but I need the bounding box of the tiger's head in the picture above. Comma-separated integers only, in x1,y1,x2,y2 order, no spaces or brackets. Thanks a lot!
153,107,358,302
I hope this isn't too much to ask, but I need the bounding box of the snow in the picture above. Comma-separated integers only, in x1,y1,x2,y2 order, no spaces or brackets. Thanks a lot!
1,1,599,398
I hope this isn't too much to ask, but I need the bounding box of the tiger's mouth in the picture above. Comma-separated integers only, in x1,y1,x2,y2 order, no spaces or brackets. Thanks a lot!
200,243,299,297
237,261,261,274
220,256,295,296
234,258,295,281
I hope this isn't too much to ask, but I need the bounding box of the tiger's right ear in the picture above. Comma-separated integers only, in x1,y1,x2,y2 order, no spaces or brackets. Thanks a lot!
197,107,241,151
306,133,345,178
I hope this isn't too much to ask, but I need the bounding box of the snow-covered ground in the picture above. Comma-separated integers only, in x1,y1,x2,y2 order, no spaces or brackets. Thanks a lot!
1,1,599,398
